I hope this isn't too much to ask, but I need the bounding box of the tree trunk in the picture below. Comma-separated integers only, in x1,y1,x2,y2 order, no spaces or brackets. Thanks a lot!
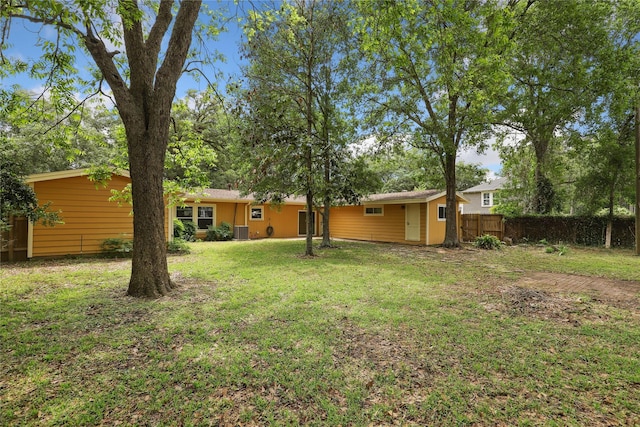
126,125,175,298
635,101,640,255
305,190,314,256
320,154,332,248
80,1,202,297
442,151,460,248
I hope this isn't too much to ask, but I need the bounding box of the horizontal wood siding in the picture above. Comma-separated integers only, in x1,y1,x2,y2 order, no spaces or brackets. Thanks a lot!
330,204,424,244
178,201,309,239
216,202,247,227
32,175,135,257
425,195,465,245
251,204,310,238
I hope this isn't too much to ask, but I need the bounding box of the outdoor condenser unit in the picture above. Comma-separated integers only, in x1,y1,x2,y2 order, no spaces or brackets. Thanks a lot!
233,226,249,240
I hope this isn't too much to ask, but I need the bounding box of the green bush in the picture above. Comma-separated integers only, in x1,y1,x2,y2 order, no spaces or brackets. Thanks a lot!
100,237,133,257
167,238,191,254
473,234,503,250
173,219,196,242
206,222,233,241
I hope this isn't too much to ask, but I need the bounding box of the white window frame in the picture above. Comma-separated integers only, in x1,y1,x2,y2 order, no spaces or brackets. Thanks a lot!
176,206,194,224
364,205,384,216
437,204,447,222
175,204,216,230
196,205,215,230
481,192,493,207
250,205,264,221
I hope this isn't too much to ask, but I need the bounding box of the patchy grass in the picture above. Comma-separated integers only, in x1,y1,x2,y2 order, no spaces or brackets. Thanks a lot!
1,240,639,426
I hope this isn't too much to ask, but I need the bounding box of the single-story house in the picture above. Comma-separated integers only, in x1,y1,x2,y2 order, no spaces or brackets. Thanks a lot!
330,190,468,245
175,188,318,240
461,177,507,214
5,169,468,259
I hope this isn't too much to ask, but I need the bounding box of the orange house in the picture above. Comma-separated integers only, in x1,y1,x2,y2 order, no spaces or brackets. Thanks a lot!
24,169,139,258
173,189,318,240
19,170,319,258
18,170,465,259
329,190,468,245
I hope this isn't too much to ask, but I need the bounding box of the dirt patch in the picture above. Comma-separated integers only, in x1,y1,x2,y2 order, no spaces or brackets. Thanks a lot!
515,272,640,308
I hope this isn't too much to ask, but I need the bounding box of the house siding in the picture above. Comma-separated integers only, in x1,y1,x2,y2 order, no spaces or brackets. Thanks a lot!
330,194,462,246
329,204,427,245
251,204,314,238
31,175,137,257
178,201,315,239
462,191,493,214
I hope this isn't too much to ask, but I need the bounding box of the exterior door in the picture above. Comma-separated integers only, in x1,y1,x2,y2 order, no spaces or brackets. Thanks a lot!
298,210,316,236
405,204,421,241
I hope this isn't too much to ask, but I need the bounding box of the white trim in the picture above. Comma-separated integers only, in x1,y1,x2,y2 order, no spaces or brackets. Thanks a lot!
426,201,430,244
250,206,264,221
175,204,217,230
481,192,493,207
437,204,447,222
167,204,174,242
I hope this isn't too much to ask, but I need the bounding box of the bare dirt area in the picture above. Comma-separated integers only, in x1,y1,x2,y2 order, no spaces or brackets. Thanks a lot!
515,271,640,303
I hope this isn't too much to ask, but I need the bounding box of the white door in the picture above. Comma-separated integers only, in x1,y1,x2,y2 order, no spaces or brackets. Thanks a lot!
405,204,421,241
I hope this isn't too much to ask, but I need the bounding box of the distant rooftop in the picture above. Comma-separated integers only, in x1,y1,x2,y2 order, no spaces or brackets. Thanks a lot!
462,177,508,193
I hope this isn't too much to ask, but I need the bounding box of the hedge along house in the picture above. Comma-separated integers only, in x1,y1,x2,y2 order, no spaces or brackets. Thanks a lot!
23,169,144,258
329,190,468,245
173,189,319,240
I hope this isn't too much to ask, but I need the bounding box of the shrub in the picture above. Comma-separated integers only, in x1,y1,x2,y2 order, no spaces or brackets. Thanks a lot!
100,237,133,257
206,222,233,241
174,219,196,242
473,234,503,250
168,238,191,254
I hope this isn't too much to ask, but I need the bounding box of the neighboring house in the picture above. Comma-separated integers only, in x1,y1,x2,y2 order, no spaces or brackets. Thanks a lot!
16,170,468,259
461,177,508,214
330,190,468,245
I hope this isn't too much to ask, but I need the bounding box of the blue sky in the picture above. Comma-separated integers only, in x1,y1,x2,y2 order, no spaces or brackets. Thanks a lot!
2,3,503,177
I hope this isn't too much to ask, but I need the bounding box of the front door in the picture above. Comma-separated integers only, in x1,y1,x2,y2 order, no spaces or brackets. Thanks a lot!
405,204,421,241
298,210,316,236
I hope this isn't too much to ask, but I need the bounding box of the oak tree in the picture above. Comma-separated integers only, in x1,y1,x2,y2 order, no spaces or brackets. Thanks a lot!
2,0,203,297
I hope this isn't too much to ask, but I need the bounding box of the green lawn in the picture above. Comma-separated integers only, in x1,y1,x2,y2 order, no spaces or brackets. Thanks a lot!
1,240,639,426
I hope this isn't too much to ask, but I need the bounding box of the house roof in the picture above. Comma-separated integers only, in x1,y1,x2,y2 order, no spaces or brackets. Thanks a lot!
462,177,508,193
185,188,308,205
25,168,130,183
363,190,469,204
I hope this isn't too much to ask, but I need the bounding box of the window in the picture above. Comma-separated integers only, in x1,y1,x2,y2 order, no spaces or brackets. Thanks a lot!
437,204,446,221
197,206,214,229
175,205,215,230
176,206,193,224
250,206,264,221
481,192,493,207
364,206,383,216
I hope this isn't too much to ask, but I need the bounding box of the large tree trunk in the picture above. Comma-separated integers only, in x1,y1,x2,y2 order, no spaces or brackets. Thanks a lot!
442,151,460,248
82,0,202,297
126,125,175,297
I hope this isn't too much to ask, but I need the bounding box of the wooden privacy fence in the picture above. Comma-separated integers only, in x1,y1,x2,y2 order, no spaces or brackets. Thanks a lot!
461,214,504,242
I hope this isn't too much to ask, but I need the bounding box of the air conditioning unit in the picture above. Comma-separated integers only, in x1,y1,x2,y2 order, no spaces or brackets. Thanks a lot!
233,226,249,240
